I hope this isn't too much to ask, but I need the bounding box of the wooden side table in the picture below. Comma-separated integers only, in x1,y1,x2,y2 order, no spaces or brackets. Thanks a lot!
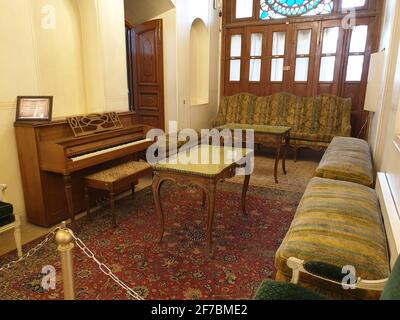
152,145,252,255
217,124,291,183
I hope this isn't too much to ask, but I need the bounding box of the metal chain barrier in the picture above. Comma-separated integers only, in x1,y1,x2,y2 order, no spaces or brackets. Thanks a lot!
1,225,144,300
68,230,144,300
0,227,61,272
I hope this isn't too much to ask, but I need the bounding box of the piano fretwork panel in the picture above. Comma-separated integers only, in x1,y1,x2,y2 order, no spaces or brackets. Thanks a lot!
14,111,154,227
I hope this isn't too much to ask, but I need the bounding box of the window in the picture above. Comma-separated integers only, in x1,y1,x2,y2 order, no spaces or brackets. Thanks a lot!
319,27,339,82
260,0,334,20
295,29,312,82
236,0,253,19
341,0,366,9
230,34,242,81
346,25,368,82
271,32,286,81
249,33,263,81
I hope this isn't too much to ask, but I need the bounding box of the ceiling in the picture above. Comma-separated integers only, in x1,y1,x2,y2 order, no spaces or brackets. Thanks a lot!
124,0,175,25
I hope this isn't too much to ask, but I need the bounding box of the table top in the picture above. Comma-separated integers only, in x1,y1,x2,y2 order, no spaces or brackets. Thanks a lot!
217,123,292,135
152,145,252,178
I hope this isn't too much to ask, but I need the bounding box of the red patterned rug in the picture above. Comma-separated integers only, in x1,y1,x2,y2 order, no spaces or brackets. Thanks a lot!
0,182,302,300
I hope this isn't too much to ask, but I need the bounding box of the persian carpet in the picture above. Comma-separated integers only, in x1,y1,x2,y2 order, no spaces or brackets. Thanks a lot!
0,182,302,300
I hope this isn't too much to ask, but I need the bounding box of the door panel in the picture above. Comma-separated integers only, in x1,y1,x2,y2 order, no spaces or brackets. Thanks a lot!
132,19,165,130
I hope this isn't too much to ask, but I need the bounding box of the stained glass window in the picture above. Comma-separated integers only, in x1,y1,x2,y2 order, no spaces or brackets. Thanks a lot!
260,0,334,20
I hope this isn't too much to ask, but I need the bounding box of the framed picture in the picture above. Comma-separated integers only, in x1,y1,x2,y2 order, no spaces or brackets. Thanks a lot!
16,96,53,122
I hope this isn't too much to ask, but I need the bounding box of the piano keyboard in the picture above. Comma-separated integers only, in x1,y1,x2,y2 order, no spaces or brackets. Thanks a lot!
70,138,153,162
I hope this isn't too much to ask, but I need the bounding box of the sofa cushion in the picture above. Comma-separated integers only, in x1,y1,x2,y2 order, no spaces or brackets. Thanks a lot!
315,137,374,187
276,177,389,285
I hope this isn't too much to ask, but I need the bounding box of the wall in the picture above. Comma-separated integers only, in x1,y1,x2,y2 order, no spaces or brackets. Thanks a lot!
368,0,400,210
190,19,210,106
175,0,221,131
0,0,129,223
148,0,221,132
0,0,86,221
152,9,178,132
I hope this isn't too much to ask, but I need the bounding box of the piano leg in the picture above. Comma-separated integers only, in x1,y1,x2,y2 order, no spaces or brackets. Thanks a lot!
63,174,75,224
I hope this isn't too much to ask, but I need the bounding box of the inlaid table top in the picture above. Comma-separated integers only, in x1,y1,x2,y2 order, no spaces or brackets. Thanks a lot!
152,144,252,178
217,123,292,135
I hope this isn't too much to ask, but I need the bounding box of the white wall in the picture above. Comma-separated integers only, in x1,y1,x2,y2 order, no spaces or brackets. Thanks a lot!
153,9,178,132
0,0,129,223
368,0,400,210
150,0,221,132
175,0,221,131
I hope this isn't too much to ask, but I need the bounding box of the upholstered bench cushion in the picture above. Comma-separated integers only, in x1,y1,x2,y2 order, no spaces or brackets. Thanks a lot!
315,137,374,187
276,177,389,284
85,161,151,183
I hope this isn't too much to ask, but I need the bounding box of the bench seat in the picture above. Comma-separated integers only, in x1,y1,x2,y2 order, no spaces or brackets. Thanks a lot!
315,137,374,187
85,161,152,226
275,177,390,299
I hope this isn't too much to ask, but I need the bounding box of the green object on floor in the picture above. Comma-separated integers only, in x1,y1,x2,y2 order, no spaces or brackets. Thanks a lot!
255,280,326,300
255,256,400,300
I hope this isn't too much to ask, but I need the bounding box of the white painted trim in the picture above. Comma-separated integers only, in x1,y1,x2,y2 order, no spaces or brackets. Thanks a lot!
376,172,400,269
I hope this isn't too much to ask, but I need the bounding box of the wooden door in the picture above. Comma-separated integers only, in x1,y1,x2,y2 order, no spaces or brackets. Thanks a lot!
132,19,165,130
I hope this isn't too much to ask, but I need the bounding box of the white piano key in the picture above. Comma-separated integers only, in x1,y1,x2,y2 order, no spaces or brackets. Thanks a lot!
70,138,153,162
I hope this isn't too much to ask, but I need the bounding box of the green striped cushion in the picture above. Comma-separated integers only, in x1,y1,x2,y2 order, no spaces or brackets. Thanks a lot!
276,177,389,284
315,137,374,187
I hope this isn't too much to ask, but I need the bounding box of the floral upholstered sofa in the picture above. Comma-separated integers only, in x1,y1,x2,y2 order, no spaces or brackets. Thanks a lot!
212,92,352,154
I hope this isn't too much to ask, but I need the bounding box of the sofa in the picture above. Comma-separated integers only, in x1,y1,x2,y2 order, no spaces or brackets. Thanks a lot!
212,92,352,155
272,137,389,299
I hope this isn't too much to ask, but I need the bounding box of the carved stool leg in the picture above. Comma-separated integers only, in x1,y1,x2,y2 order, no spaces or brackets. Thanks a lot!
110,186,117,227
84,186,91,219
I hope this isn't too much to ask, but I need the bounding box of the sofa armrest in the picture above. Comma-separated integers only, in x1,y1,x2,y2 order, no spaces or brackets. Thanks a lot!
287,257,387,291
340,124,352,137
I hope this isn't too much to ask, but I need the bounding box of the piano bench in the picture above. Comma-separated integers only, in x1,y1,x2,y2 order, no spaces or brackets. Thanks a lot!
84,161,152,227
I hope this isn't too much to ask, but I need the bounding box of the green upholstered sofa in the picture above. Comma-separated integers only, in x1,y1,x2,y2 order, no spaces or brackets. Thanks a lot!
212,92,352,154
274,177,390,299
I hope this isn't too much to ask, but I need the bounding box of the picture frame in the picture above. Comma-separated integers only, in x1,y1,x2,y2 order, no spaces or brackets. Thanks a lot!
16,96,53,122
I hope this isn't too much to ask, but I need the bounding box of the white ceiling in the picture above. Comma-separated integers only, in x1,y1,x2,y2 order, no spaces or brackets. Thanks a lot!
124,0,175,25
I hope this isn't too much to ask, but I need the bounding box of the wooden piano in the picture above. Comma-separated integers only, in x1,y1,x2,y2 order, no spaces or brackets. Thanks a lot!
14,111,154,227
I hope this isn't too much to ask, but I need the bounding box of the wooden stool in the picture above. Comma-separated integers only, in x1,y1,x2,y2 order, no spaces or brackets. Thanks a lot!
84,161,152,227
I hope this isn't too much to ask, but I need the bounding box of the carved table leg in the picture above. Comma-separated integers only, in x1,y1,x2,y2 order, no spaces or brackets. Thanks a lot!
282,132,290,175
274,136,282,184
241,174,250,215
63,175,75,224
152,174,165,243
207,182,216,255
201,188,206,208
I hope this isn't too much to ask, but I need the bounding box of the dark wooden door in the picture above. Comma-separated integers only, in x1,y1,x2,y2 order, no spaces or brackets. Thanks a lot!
132,19,165,130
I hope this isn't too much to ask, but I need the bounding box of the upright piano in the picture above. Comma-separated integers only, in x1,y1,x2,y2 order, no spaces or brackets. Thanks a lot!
14,111,154,227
